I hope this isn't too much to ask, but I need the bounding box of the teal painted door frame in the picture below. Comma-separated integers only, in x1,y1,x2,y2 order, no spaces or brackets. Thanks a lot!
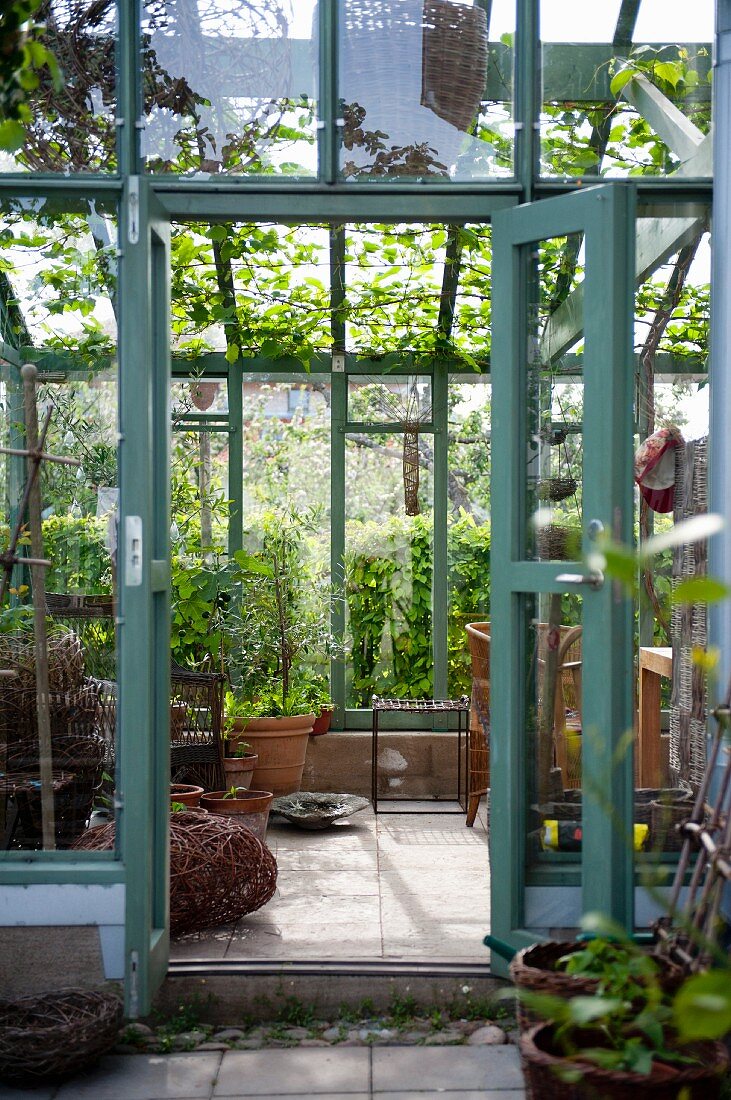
118,181,171,1017
489,183,636,975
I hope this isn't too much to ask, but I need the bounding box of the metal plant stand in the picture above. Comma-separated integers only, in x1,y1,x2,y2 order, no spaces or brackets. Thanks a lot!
371,695,469,813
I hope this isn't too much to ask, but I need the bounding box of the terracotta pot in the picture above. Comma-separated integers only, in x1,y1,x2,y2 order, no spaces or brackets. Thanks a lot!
519,1022,729,1099
170,783,204,808
310,708,333,736
200,789,274,842
226,714,314,795
189,380,219,410
223,752,258,791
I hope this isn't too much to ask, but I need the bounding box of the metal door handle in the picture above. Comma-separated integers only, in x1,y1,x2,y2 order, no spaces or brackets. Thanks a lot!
555,571,604,590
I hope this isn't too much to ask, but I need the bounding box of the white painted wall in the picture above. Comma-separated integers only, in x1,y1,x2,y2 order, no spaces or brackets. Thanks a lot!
0,884,125,979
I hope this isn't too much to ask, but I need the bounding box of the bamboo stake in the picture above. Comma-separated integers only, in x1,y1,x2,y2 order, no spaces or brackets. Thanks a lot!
21,364,55,849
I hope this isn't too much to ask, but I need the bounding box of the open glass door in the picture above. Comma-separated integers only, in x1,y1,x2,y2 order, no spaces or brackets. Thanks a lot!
488,184,636,975
118,186,172,1016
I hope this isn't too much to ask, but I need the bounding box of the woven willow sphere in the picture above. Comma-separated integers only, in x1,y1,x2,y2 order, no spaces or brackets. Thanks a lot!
74,809,277,936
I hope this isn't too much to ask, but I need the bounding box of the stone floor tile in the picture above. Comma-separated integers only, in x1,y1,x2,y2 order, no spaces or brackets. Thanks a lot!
232,1095,370,1100
372,1046,523,1093
213,1048,370,1096
274,850,379,871
53,1053,221,1099
276,871,380,897
376,1092,525,1099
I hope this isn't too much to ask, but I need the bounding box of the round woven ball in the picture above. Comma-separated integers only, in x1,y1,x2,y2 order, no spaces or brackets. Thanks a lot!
73,810,277,936
0,988,122,1084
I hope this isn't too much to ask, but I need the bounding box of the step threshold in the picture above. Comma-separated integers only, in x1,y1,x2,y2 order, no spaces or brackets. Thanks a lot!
169,958,494,979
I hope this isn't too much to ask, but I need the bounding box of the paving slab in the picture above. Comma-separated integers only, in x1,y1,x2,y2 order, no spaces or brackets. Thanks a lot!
376,1093,524,1099
371,1046,523,1093
214,1048,370,1096
53,1053,222,1099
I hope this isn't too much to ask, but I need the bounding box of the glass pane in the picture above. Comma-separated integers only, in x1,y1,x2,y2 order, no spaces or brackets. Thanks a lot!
170,223,330,356
348,375,432,424
525,234,584,562
344,224,447,353
522,592,584,930
339,0,514,181
170,378,229,564
239,377,332,693
242,375,331,515
1,201,118,852
345,431,434,706
1,2,117,174
540,0,713,178
633,206,710,857
448,377,490,699
142,1,318,176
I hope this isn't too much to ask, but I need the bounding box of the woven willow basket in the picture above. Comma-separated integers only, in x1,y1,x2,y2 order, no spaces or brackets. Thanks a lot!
537,476,577,502
0,989,122,1084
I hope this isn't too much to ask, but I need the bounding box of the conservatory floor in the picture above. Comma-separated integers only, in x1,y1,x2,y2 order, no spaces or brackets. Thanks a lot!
171,801,491,963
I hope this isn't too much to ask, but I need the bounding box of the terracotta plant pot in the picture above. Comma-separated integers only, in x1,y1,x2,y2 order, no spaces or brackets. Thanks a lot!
170,783,204,808
519,1022,729,1099
200,789,274,842
223,752,258,791
226,714,314,795
310,708,333,736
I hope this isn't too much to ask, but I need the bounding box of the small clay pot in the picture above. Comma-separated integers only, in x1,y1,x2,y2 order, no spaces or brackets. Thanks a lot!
170,783,204,808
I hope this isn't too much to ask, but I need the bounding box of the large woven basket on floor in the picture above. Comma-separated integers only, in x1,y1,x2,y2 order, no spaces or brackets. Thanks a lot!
519,1022,729,1099
74,809,277,936
0,988,122,1084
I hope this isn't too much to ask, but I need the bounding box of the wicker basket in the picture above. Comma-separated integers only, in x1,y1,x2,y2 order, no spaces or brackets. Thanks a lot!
74,809,277,936
519,1023,728,1099
536,524,579,561
510,940,684,1032
421,0,488,132
537,477,577,502
650,798,701,852
0,988,122,1084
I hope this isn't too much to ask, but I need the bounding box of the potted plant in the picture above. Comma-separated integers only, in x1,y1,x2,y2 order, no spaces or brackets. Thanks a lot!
519,981,729,1098
300,673,335,736
200,786,274,842
224,507,338,794
222,737,258,791
513,916,730,1097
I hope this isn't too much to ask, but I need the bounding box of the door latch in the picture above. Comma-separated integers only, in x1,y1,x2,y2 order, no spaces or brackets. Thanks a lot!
555,570,604,590
124,516,143,587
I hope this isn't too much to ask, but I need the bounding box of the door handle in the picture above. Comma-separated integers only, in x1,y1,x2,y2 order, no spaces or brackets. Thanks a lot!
555,570,604,590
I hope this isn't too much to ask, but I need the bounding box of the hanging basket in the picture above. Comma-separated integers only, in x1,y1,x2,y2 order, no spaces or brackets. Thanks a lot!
537,477,577,503
536,524,579,561
403,429,420,515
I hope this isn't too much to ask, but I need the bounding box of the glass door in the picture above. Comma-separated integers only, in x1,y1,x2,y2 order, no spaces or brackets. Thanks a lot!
488,184,636,975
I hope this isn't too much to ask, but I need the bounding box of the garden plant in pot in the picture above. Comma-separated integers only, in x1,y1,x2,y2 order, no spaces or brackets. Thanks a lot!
513,916,731,1098
200,786,274,843
222,737,258,790
224,507,337,795
300,673,335,736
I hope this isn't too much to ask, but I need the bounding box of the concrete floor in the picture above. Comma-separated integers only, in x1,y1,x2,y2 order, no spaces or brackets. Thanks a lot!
6,1045,526,1099
171,801,490,963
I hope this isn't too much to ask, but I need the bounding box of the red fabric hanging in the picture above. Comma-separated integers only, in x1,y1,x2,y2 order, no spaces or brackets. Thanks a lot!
633,426,684,513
